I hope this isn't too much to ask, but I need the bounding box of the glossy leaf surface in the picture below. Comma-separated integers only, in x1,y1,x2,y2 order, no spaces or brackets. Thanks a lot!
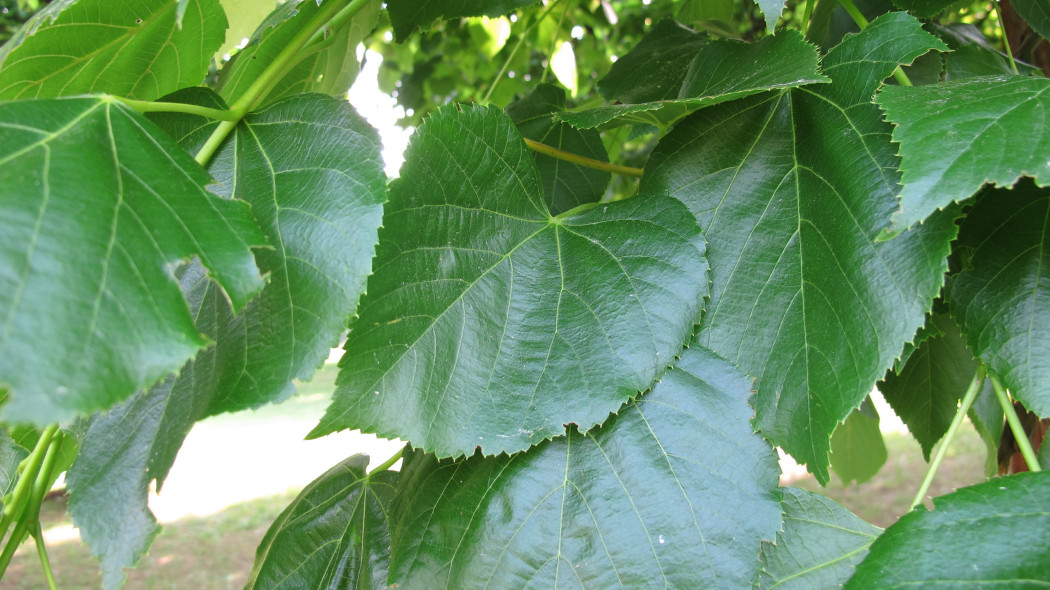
389,346,781,589
950,181,1050,417
641,12,954,482
558,31,828,130
246,455,398,590
879,313,976,459
596,18,709,104
878,75,1050,232
829,398,887,485
386,0,539,41
0,0,226,100
505,83,610,215
758,487,881,590
0,97,266,425
310,104,708,457
847,471,1050,587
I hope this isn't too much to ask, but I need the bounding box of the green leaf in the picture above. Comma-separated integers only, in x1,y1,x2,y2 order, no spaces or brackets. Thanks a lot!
386,0,540,42
878,75,1050,233
245,455,398,590
309,104,708,458
758,487,882,590
756,0,785,32
558,31,829,131
968,378,1005,477
505,83,610,215
878,313,977,460
933,24,1043,80
0,97,266,426
829,397,888,485
596,18,709,105
66,92,386,587
389,346,781,589
641,12,954,483
0,0,227,100
0,427,28,505
217,0,278,58
847,471,1050,587
950,181,1050,418
219,0,382,106
890,0,955,18
1014,0,1050,42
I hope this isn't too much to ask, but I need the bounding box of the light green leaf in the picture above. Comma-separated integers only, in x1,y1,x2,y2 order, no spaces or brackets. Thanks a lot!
558,31,829,131
847,471,1050,587
758,487,882,590
505,83,610,215
879,313,977,460
1013,0,1050,42
756,0,785,32
386,0,540,42
246,455,398,590
878,75,1050,233
0,0,227,100
0,97,266,426
596,18,709,104
66,91,386,588
389,346,781,589
968,378,1005,477
950,181,1050,418
310,104,708,458
829,397,887,485
641,12,954,483
0,427,29,505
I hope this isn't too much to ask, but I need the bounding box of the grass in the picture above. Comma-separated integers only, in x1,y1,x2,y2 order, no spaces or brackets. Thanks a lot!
3,363,997,586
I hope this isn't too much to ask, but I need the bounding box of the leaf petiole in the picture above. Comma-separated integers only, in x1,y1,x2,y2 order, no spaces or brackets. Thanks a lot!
113,96,240,121
524,137,644,177
908,372,982,511
991,376,1041,472
368,447,404,475
991,0,1020,75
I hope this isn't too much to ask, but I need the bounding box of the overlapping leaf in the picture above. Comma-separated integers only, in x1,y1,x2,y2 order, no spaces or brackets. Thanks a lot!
641,12,955,482
968,378,1005,476
558,31,828,131
847,471,1050,587
218,0,381,106
0,97,266,425
65,90,385,588
950,181,1050,418
878,75,1050,233
758,487,882,589
879,313,976,459
389,346,781,589
246,454,398,590
386,0,539,41
506,83,610,215
309,104,707,457
595,18,709,105
1014,0,1050,42
829,398,887,485
0,0,226,100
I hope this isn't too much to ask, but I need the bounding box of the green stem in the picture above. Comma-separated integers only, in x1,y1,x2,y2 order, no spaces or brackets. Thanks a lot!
838,0,913,86
0,429,64,581
193,0,362,167
369,447,404,475
114,96,239,121
802,0,816,36
992,0,1020,75
524,137,643,177
540,0,572,84
992,376,1041,472
0,425,58,541
0,522,29,577
482,0,562,104
31,526,57,590
909,373,982,511
302,0,369,51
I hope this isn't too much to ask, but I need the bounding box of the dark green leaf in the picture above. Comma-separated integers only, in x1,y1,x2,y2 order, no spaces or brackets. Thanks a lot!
758,487,882,590
933,23,1043,80
389,346,781,589
386,0,539,42
879,313,977,460
0,0,227,100
558,31,829,130
878,75,1050,233
66,92,385,588
641,12,954,482
847,471,1050,588
968,378,1005,477
1014,0,1050,42
0,427,28,504
310,104,708,458
890,0,954,18
596,19,709,104
829,397,888,484
246,455,398,590
950,181,1050,418
0,97,266,426
506,83,610,215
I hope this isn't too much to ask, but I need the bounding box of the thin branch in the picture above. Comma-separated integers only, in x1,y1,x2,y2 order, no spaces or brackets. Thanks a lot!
992,376,1041,472
524,137,644,177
